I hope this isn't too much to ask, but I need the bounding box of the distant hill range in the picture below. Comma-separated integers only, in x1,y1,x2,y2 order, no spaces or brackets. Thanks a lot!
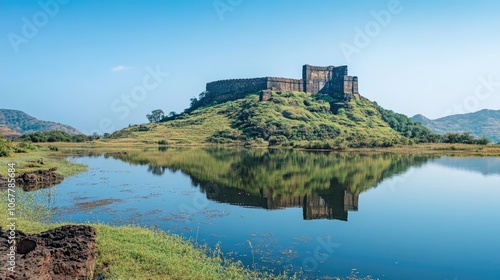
0,109,81,138
412,109,500,143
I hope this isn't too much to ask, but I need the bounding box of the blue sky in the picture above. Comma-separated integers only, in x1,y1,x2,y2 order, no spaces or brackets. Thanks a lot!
1,0,500,134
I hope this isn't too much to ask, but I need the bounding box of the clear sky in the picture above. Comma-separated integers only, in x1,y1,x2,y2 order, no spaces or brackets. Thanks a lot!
1,0,500,134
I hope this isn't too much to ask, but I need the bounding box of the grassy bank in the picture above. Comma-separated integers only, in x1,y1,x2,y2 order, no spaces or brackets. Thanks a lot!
0,146,87,177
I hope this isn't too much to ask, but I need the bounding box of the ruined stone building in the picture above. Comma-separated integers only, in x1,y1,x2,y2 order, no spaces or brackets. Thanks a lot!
199,64,360,106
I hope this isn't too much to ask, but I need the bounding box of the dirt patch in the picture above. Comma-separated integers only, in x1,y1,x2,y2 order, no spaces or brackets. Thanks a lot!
0,225,97,279
0,168,64,191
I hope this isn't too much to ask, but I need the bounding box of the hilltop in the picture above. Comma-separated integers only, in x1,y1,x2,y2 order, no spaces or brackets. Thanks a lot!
0,109,81,136
107,91,433,148
412,109,500,144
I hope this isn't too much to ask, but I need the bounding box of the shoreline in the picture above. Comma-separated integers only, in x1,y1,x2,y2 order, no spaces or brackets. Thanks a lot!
1,143,498,278
41,141,500,157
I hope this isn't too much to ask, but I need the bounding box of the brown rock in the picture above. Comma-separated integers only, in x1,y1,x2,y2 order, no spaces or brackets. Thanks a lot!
0,225,97,280
0,169,64,191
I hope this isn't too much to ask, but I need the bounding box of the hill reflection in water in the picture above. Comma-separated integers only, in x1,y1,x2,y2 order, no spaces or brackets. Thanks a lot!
82,147,434,222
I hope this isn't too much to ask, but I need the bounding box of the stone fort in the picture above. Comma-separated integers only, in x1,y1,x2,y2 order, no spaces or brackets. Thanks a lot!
202,64,359,105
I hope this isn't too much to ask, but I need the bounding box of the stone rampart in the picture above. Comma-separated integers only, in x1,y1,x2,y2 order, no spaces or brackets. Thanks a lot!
202,64,359,105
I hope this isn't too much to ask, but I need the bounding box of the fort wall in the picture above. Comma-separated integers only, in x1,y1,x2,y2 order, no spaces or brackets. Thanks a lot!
266,77,303,92
206,77,268,95
203,64,359,104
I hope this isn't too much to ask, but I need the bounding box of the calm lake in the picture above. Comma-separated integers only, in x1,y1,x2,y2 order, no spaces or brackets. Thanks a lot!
34,148,500,279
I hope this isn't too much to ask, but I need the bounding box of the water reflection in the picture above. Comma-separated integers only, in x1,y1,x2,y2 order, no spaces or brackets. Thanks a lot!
80,148,434,222
433,156,500,176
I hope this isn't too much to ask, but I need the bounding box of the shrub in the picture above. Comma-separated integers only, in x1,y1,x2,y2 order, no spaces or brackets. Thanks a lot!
268,135,289,146
48,145,59,151
206,129,241,143
18,141,37,151
0,136,12,157
137,125,150,132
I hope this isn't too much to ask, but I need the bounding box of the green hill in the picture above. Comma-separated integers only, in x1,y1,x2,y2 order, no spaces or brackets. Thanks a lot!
107,91,434,148
0,109,81,136
412,109,500,144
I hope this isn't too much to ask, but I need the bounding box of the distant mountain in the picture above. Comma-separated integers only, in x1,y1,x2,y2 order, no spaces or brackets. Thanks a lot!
411,109,500,143
0,109,81,136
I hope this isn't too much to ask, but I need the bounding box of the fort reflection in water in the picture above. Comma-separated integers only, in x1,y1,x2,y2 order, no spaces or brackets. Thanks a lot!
202,183,358,221
94,147,433,222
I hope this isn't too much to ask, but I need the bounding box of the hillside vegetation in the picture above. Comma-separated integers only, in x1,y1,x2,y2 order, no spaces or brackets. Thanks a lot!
0,109,81,136
107,91,437,148
412,109,500,143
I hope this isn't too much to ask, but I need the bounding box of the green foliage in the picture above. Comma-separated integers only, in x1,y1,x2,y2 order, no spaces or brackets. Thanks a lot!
137,125,150,132
226,92,404,147
190,97,199,107
107,148,433,198
48,145,59,151
314,94,335,103
15,141,38,153
375,103,436,143
146,109,165,123
113,90,495,148
207,129,242,144
18,131,98,143
337,108,347,116
158,139,168,145
0,136,13,157
442,132,490,145
268,135,289,146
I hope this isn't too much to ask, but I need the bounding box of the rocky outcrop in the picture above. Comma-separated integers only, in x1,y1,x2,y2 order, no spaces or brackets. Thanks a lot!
0,225,97,280
0,168,64,191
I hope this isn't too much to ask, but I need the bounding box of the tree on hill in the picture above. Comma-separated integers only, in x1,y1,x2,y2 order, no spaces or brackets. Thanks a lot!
146,109,165,123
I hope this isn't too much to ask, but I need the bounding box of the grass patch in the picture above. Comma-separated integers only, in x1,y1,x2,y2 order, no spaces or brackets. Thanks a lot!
0,146,87,177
